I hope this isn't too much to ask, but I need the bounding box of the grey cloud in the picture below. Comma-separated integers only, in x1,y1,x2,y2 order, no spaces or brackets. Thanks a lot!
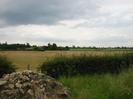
94,36,129,43
0,0,133,28
89,35,133,47
23,34,74,43
0,0,133,47
72,14,133,28
0,0,99,26
1,0,133,28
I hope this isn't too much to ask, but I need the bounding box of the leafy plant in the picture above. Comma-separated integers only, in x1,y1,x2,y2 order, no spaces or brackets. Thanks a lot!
40,53,133,78
0,55,16,77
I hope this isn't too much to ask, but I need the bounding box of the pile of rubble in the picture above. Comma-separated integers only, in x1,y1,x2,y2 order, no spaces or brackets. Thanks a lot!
0,71,69,99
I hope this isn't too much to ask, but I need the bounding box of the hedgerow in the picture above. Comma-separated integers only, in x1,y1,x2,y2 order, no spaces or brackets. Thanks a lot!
40,53,133,78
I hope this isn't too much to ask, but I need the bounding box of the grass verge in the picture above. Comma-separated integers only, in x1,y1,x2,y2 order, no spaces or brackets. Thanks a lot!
59,68,133,99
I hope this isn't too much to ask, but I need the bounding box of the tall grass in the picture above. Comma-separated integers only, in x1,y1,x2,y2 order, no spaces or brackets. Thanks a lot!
0,55,16,77
40,52,133,78
59,68,133,99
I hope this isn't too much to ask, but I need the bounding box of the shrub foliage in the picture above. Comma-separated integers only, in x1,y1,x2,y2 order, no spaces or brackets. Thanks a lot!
0,56,16,77
40,53,133,78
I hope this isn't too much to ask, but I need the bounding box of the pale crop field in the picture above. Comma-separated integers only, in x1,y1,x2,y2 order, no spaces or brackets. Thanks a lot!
0,51,64,71
0,50,131,71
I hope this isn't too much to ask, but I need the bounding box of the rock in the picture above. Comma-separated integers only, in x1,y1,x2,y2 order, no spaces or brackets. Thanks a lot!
27,89,34,96
0,70,70,99
15,82,22,88
0,80,7,86
8,84,14,89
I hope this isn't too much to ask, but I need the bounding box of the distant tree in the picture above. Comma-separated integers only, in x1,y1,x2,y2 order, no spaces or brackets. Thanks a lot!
65,46,69,50
72,45,75,48
0,42,69,51
32,45,39,51
4,41,7,45
26,43,31,47
48,43,51,47
52,43,57,50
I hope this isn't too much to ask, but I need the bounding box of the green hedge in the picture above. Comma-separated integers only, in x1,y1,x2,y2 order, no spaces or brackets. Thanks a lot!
40,53,133,78
0,56,16,77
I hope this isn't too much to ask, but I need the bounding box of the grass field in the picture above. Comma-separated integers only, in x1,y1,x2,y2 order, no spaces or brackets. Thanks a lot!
59,68,133,99
0,50,132,71
0,51,66,71
0,51,78,71
0,50,133,99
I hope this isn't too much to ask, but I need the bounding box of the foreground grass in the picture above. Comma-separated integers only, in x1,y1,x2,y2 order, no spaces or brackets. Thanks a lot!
59,69,133,99
0,51,133,98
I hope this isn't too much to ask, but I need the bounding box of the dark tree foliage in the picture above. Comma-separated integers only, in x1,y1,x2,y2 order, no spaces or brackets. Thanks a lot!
0,42,31,51
40,53,133,78
0,56,16,77
0,42,69,51
43,43,69,51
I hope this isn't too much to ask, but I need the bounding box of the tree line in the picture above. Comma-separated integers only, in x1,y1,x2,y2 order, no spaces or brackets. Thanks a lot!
0,42,69,51
0,42,132,51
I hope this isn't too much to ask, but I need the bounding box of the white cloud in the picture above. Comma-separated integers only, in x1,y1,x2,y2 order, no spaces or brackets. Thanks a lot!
0,23,133,47
0,0,133,47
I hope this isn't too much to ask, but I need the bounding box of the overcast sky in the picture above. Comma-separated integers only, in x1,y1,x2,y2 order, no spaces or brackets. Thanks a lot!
0,0,133,47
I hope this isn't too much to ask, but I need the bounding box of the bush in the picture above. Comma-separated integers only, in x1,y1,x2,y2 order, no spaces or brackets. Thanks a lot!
40,53,133,78
0,56,16,77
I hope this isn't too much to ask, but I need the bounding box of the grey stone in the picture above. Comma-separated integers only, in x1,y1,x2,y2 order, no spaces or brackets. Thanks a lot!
0,70,70,99
0,80,7,86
